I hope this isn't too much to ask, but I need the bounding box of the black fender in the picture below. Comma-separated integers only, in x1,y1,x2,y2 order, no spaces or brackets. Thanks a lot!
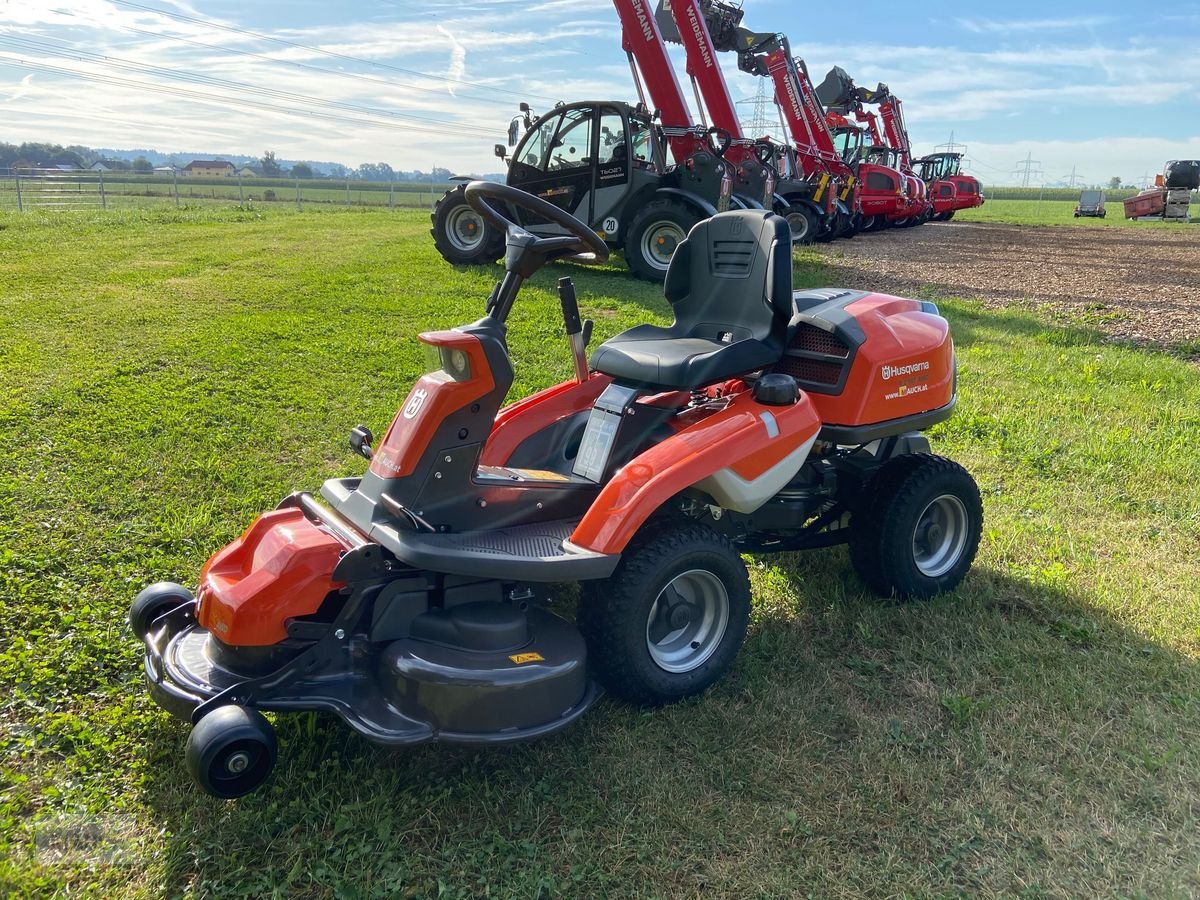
652,187,719,219
835,199,851,218
779,195,826,222
731,194,765,210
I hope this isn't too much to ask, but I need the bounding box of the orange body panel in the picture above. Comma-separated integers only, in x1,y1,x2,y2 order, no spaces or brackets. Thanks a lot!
570,388,820,554
196,508,348,646
481,373,612,466
369,332,495,480
809,293,954,427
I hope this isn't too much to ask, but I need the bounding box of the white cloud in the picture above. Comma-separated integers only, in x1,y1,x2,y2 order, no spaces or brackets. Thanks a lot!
0,0,1195,177
435,26,467,97
955,16,1113,35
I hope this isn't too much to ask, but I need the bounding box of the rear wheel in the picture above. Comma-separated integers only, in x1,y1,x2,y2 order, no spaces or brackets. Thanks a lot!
849,454,982,600
781,203,817,245
578,524,751,705
430,184,504,265
625,200,698,281
836,210,858,239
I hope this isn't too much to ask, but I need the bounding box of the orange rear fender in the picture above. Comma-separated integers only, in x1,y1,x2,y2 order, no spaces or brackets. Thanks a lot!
570,392,821,555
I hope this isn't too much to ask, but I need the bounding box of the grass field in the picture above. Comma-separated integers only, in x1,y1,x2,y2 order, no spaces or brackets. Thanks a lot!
1,206,1198,897
955,198,1198,227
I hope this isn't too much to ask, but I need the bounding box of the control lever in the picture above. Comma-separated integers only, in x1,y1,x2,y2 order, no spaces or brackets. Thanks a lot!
349,425,374,460
558,277,590,384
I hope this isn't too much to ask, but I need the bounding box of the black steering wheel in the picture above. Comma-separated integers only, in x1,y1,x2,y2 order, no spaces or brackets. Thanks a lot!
464,181,609,266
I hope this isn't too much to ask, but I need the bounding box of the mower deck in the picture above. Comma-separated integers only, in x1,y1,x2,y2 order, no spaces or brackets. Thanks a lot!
144,604,601,745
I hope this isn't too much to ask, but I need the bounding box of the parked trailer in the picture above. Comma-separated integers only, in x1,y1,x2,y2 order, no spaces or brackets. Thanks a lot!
1123,188,1192,221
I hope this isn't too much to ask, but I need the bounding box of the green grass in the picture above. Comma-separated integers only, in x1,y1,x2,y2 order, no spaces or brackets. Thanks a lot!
1,206,1198,897
955,198,1198,228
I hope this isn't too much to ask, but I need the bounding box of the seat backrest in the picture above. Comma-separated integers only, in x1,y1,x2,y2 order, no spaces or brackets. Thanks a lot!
662,210,793,350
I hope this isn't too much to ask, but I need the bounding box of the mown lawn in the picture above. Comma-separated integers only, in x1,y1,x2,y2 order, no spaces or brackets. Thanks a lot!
955,197,1199,228
1,206,1198,897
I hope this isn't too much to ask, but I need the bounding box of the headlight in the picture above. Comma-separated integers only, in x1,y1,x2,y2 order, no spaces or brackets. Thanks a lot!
441,347,471,381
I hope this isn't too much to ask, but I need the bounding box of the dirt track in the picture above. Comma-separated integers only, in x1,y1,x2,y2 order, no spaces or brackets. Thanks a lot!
815,221,1200,350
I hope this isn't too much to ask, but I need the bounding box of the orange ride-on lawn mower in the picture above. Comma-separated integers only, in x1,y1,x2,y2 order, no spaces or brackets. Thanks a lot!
132,182,982,798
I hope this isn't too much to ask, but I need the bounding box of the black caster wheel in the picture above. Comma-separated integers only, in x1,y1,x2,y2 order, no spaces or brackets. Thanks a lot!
185,705,277,799
130,582,194,640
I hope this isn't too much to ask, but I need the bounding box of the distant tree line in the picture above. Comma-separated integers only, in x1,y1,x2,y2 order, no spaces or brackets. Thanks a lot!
0,141,492,181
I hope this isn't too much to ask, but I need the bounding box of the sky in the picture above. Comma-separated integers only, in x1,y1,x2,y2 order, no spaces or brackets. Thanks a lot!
1,0,1197,185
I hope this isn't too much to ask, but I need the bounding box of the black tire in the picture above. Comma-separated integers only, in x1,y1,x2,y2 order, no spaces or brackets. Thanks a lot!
624,199,698,281
859,214,879,233
130,582,193,640
849,454,982,600
780,203,817,245
430,184,504,265
578,523,751,705
185,705,277,799
836,210,858,239
943,210,956,221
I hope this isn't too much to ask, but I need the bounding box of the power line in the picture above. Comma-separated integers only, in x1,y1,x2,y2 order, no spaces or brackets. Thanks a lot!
0,34,496,137
0,56,495,138
107,20,542,111
107,0,561,104
935,130,967,155
1012,152,1043,187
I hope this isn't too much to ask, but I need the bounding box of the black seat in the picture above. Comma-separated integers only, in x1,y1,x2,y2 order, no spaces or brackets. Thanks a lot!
590,210,793,389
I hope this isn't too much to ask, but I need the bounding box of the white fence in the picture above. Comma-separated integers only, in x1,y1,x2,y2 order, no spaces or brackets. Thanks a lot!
0,169,454,212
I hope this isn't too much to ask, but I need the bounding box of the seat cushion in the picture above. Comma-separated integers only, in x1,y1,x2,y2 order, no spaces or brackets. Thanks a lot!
590,325,780,389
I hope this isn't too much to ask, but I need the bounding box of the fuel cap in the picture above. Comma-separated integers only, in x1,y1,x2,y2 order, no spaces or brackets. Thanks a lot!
753,373,799,406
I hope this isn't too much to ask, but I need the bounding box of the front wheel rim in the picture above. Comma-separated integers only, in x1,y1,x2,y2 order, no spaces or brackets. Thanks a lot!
912,494,970,577
645,569,730,673
785,212,810,242
641,220,685,270
445,205,485,252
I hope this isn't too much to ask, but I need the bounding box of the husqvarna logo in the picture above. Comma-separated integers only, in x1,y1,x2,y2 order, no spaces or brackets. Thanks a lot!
403,388,429,419
881,360,930,380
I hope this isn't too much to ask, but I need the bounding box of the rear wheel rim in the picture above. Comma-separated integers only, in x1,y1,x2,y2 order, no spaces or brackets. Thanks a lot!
645,569,730,673
912,494,969,577
641,220,685,270
446,205,485,252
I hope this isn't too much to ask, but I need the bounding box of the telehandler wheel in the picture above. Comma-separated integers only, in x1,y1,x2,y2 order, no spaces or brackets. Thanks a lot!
185,705,277,799
578,523,750,705
625,199,699,281
130,582,194,640
781,203,817,244
431,184,504,265
849,454,982,600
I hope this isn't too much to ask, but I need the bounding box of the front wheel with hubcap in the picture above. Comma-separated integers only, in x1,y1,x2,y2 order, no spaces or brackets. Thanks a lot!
578,524,751,705
780,202,817,244
849,454,983,600
430,184,504,265
185,705,277,799
624,199,698,281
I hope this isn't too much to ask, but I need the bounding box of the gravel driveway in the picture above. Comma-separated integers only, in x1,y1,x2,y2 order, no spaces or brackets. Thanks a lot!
815,221,1200,351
